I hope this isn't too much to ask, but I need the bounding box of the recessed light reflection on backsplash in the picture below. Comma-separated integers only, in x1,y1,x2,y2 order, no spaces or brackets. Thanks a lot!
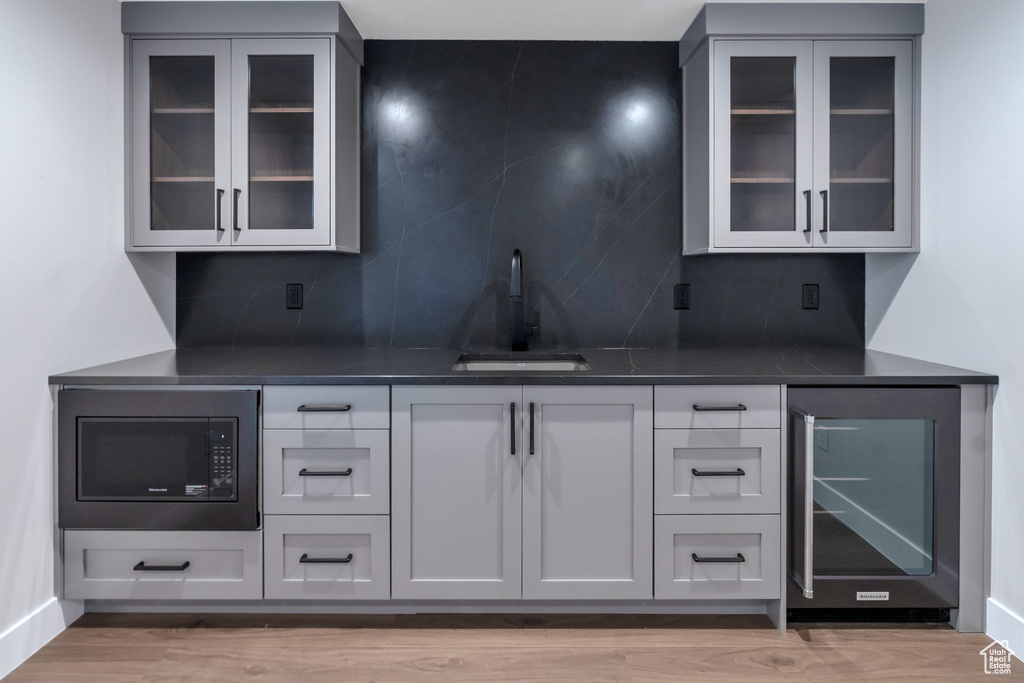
606,88,671,151
381,94,424,140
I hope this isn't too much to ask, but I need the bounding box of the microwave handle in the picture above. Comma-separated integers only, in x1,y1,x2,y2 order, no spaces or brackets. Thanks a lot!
791,406,815,599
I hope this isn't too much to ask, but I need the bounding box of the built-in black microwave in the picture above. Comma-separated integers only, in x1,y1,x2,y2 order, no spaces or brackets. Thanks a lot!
58,389,259,530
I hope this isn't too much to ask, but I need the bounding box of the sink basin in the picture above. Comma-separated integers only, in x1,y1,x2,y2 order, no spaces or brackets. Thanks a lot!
452,353,591,372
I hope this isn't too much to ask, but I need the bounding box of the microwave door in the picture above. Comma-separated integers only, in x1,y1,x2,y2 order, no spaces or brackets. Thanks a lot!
789,406,815,599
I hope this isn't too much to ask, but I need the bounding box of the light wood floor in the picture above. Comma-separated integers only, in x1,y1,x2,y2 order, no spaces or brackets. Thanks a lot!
8,613,1021,682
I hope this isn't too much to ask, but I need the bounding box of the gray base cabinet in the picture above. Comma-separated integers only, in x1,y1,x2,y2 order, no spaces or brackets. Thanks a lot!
264,515,390,600
522,386,653,599
391,386,523,600
64,530,262,600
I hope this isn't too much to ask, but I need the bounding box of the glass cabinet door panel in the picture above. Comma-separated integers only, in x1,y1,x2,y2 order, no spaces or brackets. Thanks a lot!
812,419,934,576
713,41,813,249
248,55,315,231
828,57,896,232
231,39,330,247
131,40,230,248
812,41,913,248
149,56,216,231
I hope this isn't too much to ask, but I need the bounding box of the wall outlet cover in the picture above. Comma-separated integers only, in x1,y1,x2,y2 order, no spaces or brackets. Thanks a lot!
802,284,820,310
286,284,303,310
674,284,690,310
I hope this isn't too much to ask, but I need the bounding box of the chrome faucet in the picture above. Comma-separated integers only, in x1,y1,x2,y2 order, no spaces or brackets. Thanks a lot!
510,249,538,351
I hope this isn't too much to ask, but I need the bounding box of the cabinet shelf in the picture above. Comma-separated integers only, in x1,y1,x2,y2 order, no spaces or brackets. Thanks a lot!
250,175,314,182
152,176,214,183
731,177,795,184
830,177,893,184
152,107,215,114
830,108,893,115
731,108,796,115
249,106,314,113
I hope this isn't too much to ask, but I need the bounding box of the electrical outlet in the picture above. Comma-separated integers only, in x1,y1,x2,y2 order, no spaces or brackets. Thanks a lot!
286,284,303,310
802,284,819,310
673,284,691,310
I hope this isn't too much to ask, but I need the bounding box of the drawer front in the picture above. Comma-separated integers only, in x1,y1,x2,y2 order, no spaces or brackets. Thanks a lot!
264,429,389,515
655,385,781,429
64,530,262,600
264,515,390,600
263,386,390,429
655,429,781,514
655,515,781,600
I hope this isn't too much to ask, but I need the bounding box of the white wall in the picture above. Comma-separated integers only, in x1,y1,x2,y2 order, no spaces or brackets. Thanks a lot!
866,0,1024,651
0,0,175,675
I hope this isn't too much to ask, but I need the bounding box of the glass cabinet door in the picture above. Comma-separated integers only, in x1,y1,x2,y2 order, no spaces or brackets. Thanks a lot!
231,39,331,247
812,41,913,248
713,41,813,249
130,40,231,248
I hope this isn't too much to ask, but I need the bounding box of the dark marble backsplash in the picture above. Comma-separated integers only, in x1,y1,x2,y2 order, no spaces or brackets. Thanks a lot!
177,41,864,350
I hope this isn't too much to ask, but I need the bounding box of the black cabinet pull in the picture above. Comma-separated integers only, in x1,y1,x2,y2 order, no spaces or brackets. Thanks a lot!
820,189,829,233
300,553,353,564
232,188,241,231
803,189,812,233
692,553,745,564
692,404,747,412
692,468,746,477
216,188,225,231
529,402,535,455
299,468,352,477
297,404,352,412
134,561,190,572
510,402,516,455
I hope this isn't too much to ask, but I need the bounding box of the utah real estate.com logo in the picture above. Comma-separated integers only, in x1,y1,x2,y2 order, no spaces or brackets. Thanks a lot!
980,640,1015,675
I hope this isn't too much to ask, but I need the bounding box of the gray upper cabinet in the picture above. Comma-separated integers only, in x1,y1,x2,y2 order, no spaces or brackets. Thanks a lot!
391,386,523,600
681,3,922,254
522,386,654,599
122,1,362,252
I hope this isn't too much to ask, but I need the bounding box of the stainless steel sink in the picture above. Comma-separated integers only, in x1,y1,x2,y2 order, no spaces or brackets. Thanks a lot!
452,353,591,372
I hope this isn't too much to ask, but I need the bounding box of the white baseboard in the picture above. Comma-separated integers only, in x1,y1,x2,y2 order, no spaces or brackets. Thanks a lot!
0,598,83,680
987,598,1024,663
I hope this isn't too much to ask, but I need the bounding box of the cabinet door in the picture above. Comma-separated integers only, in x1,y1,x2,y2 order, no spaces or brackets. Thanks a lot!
131,40,231,248
812,41,913,248
713,40,814,249
391,386,522,599
230,39,331,247
522,386,653,599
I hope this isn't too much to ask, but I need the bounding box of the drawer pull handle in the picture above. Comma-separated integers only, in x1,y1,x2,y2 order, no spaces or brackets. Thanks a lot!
692,553,745,564
692,468,746,477
134,561,190,572
297,404,352,412
298,468,353,477
300,553,353,564
692,404,747,412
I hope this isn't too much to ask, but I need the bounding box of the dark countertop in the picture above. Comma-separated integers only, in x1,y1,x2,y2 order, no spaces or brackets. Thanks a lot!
49,347,998,386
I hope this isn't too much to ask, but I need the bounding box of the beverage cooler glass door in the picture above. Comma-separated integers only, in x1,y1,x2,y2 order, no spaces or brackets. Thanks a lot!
788,387,960,609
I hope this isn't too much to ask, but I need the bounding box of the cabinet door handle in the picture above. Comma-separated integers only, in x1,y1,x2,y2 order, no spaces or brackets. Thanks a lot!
297,404,352,412
692,553,745,563
300,553,353,564
510,402,516,455
819,189,829,233
216,188,225,231
803,190,812,233
692,404,747,412
691,468,746,477
298,468,352,477
529,402,535,455
134,561,190,572
232,188,241,231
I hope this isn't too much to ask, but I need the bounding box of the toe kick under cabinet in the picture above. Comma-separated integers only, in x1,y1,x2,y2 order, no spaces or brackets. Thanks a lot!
653,386,784,600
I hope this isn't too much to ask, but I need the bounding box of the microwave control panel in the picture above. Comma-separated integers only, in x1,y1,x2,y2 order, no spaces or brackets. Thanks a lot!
209,419,237,498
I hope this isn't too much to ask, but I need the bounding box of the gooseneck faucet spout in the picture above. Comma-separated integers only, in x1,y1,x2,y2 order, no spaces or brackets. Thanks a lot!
510,249,538,351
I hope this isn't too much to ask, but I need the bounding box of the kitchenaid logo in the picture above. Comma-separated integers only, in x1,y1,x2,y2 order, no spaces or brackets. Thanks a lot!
856,591,890,601
980,640,1014,674
148,488,168,492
